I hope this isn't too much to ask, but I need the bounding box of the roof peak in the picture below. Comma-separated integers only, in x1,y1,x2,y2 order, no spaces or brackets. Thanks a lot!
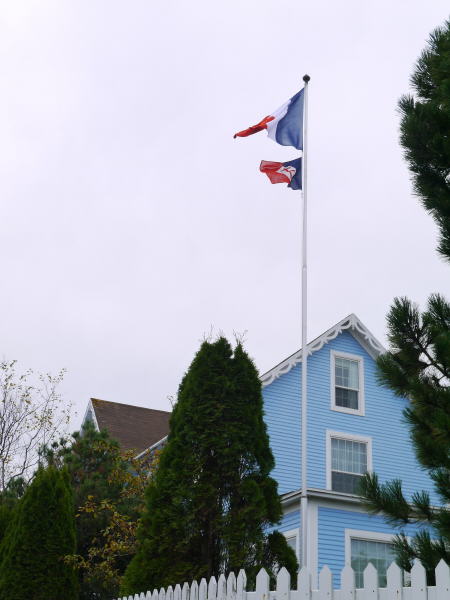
260,313,385,387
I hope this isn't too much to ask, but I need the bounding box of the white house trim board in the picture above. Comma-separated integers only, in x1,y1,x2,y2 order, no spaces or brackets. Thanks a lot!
330,350,365,416
325,430,373,491
281,488,367,508
307,500,319,587
134,435,168,460
260,313,385,387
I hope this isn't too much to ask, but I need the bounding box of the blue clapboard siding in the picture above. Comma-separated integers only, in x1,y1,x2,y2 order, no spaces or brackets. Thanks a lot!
263,365,301,495
318,506,426,582
277,509,300,533
263,330,437,502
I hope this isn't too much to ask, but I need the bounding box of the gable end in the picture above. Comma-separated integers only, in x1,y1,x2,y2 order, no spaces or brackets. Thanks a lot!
260,314,385,387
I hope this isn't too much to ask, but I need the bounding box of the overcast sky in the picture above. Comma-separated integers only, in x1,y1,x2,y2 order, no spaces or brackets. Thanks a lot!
1,1,449,429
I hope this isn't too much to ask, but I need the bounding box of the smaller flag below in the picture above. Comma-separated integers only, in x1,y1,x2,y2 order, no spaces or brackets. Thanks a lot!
260,158,302,190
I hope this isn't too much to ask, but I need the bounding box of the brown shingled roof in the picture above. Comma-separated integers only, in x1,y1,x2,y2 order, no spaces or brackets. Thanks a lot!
90,398,170,454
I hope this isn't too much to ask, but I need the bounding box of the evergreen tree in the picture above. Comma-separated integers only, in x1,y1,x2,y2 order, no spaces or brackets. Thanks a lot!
398,20,450,261
360,296,450,576
360,19,450,579
47,421,141,599
121,337,297,595
0,466,78,600
48,423,124,560
0,478,26,545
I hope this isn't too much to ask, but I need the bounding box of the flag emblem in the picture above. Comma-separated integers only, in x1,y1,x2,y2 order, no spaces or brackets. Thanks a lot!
260,158,302,190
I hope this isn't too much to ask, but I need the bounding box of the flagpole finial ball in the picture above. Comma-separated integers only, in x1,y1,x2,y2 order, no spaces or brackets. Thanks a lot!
303,74,310,82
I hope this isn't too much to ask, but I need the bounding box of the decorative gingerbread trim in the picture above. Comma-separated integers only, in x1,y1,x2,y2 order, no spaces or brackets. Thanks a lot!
260,314,385,387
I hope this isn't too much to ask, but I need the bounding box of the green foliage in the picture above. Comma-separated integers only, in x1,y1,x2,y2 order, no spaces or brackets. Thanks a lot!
47,421,141,600
360,295,450,579
359,18,450,582
398,20,450,261
122,337,297,595
0,466,78,600
0,478,26,545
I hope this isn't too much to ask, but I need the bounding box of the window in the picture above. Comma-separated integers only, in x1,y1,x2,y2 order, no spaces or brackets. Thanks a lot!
345,530,397,588
283,528,299,558
331,351,364,415
326,431,372,494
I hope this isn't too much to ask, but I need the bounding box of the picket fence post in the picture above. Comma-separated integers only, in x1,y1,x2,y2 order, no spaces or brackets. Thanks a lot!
318,566,332,600
297,566,311,600
340,565,354,600
436,559,450,600
199,578,207,600
226,572,236,600
218,574,226,600
236,569,247,600
208,576,217,600
276,567,290,600
191,580,199,600
255,568,270,600
411,560,427,600
386,561,402,599
362,563,378,599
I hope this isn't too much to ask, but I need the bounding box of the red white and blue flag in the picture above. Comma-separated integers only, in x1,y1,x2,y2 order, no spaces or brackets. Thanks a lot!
260,158,302,190
234,89,304,150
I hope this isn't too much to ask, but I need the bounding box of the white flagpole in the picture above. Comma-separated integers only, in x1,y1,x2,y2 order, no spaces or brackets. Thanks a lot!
300,74,310,568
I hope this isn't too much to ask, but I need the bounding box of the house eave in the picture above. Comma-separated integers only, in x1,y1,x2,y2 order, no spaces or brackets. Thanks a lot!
281,488,364,508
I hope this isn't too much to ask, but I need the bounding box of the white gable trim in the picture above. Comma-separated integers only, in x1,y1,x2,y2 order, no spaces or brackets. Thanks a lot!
260,313,385,387
134,435,168,460
81,399,100,432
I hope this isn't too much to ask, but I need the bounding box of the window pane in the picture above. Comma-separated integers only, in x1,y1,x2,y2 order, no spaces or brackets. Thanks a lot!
335,387,359,409
285,536,297,556
331,438,367,474
331,471,362,494
335,357,359,389
351,539,396,588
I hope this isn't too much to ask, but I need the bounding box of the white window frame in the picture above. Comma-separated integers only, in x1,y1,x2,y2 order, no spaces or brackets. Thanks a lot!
345,529,411,587
330,350,365,416
344,529,396,565
326,430,372,493
283,528,300,559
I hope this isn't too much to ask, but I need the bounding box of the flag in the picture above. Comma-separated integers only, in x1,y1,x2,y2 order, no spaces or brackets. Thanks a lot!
234,89,304,150
260,158,302,190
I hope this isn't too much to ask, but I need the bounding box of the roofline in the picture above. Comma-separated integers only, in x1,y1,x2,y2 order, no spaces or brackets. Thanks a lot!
260,313,386,387
134,435,168,460
89,397,170,416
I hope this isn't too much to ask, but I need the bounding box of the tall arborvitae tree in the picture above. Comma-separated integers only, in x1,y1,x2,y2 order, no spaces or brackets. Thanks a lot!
360,19,450,579
121,337,297,596
0,466,78,600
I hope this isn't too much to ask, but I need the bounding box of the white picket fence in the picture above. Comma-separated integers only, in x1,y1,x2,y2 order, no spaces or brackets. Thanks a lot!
116,559,450,600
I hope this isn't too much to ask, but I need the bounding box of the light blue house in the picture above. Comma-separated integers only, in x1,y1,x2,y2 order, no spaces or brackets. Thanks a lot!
262,314,435,588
